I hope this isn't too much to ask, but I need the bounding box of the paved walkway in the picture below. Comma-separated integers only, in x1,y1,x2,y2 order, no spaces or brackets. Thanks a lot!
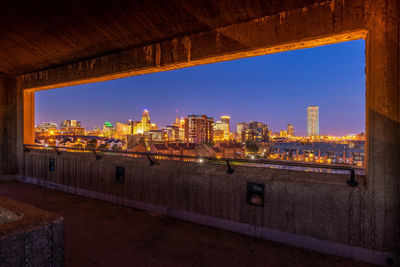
0,181,373,267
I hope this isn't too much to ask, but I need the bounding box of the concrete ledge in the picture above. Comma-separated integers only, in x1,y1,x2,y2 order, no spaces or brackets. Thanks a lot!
0,187,64,266
9,175,397,266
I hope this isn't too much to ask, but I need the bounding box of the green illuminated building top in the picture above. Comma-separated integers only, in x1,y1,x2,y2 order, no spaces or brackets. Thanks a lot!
104,121,113,128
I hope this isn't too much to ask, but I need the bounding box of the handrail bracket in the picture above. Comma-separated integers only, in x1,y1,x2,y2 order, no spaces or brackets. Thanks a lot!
93,150,102,160
226,160,235,174
54,147,62,156
346,169,358,187
147,154,156,166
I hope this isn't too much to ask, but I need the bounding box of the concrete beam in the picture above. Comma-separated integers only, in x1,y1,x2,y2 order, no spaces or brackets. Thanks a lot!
22,0,365,91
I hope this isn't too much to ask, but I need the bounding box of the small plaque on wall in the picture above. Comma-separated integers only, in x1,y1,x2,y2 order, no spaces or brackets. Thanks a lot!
246,182,264,207
49,158,55,172
115,166,125,184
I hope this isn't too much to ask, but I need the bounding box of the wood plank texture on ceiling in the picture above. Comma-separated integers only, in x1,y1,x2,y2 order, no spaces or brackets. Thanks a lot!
0,0,324,75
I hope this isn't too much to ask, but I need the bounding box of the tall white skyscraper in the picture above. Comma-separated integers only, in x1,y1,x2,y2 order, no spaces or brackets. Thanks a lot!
307,106,319,136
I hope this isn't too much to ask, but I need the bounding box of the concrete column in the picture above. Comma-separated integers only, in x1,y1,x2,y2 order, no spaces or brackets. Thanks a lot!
23,91,35,145
365,0,400,253
0,74,23,176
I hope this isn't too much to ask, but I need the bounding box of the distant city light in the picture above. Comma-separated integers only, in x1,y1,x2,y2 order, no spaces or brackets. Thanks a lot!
34,106,365,167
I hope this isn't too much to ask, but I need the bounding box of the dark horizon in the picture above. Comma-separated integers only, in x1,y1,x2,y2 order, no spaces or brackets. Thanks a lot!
35,39,365,136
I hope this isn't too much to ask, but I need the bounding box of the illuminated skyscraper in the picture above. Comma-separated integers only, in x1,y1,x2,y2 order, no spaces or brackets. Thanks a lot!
165,116,185,141
237,122,247,141
307,106,319,136
242,121,269,142
103,122,115,137
115,121,130,136
39,122,57,132
60,119,81,128
287,124,294,136
214,116,230,141
185,115,213,143
130,109,158,134
220,116,230,131
60,120,84,135
140,109,151,132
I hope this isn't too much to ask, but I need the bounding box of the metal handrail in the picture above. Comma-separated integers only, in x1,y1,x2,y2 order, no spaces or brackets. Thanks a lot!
23,144,360,187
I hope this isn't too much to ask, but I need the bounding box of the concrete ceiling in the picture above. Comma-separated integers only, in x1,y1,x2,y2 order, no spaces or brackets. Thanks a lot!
0,0,326,75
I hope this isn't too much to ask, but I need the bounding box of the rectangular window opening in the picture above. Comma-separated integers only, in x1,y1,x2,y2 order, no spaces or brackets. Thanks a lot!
28,39,366,175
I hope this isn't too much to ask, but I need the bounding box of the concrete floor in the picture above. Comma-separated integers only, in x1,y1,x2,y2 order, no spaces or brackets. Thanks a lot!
0,181,373,267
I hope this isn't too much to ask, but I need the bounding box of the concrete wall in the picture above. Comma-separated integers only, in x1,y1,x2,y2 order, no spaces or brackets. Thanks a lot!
0,196,64,266
20,150,396,264
364,0,400,255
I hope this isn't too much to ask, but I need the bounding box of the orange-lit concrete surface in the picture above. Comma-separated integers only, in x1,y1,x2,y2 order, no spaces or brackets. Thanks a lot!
0,181,371,267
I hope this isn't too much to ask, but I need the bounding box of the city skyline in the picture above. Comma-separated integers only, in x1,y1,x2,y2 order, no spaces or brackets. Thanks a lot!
36,106,364,138
35,40,365,136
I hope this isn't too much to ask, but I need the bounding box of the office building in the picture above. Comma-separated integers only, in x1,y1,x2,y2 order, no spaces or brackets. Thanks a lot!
128,109,158,135
242,121,269,142
115,121,130,136
214,115,230,141
60,119,81,128
307,106,319,136
60,119,84,135
237,122,247,141
38,122,57,132
185,115,213,143
287,124,294,136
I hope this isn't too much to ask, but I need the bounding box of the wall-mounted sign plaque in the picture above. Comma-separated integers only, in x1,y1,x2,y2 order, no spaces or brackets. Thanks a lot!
246,182,264,207
49,158,55,172
115,166,125,184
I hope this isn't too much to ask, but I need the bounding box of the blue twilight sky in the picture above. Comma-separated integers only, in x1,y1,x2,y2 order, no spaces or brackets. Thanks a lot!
35,39,365,137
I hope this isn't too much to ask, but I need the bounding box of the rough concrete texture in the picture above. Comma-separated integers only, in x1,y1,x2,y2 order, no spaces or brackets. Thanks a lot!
0,180,373,267
20,152,376,254
0,195,64,266
0,75,22,176
22,1,369,91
